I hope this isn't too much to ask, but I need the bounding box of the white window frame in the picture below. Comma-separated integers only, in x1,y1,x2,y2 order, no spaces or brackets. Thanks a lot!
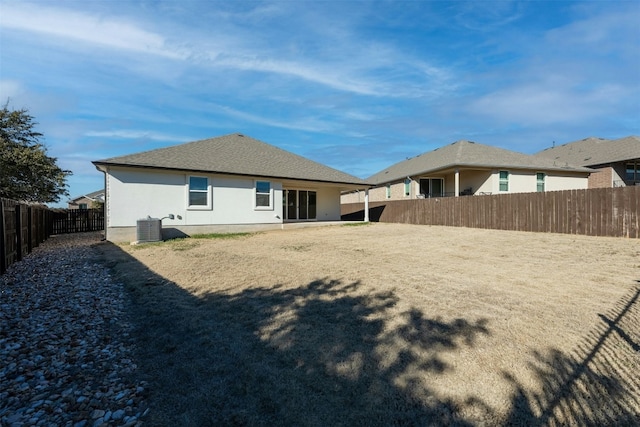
254,180,273,210
536,172,545,192
187,175,212,210
499,171,509,192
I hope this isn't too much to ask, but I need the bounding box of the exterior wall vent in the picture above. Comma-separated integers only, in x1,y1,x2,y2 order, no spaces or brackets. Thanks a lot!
136,218,162,242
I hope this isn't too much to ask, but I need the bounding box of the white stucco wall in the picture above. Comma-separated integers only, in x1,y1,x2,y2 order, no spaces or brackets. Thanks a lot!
105,167,282,227
316,187,342,220
102,167,348,241
545,174,589,191
488,170,588,194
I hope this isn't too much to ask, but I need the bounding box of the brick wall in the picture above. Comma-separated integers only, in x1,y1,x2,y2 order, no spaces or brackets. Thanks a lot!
588,167,612,188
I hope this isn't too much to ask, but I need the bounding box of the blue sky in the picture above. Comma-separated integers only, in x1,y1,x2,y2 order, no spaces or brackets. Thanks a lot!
1,1,639,206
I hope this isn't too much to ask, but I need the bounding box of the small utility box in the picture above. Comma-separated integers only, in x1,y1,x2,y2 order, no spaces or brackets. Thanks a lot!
136,218,162,243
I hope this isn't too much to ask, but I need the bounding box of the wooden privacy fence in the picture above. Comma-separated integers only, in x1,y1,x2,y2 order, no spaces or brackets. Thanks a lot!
342,186,640,238
49,208,104,235
1,198,104,274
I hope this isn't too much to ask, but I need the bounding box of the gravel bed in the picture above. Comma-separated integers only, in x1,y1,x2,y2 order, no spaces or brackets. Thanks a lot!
1,232,148,427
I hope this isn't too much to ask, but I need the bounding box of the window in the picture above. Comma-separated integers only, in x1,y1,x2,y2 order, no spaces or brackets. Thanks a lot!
536,173,545,192
79,203,88,210
499,171,509,192
255,181,272,209
626,162,639,183
419,178,444,197
386,184,391,199
404,178,411,197
188,176,210,208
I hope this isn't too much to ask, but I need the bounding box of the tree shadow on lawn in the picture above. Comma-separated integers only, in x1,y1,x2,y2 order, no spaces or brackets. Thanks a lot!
97,241,492,426
503,282,640,426
97,241,640,426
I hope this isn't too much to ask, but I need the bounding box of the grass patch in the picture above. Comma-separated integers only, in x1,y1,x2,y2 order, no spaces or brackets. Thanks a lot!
191,232,253,239
168,239,200,252
127,241,165,250
342,221,370,227
127,232,252,251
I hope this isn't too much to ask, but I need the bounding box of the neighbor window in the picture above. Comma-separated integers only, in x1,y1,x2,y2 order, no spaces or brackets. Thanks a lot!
386,184,391,199
499,171,509,192
536,173,545,192
79,203,88,210
626,162,639,183
188,176,210,208
419,178,444,198
404,179,411,197
255,180,272,209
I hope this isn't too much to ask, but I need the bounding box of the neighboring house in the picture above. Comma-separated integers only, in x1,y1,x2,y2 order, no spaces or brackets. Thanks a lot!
342,140,592,204
93,133,370,242
536,136,640,188
68,189,105,209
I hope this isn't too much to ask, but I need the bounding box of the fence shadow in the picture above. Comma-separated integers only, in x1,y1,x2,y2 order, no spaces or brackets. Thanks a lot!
96,241,491,426
503,283,640,425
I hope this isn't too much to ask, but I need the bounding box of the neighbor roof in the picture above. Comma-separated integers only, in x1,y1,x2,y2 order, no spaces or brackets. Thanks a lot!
368,140,592,185
69,189,104,203
536,136,640,167
93,133,368,186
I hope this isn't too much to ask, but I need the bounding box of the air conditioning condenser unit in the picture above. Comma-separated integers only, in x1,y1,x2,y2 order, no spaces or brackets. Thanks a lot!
136,218,162,242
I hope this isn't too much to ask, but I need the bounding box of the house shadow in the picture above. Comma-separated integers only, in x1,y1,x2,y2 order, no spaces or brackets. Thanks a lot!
502,282,640,426
160,227,190,240
341,205,386,222
95,241,492,426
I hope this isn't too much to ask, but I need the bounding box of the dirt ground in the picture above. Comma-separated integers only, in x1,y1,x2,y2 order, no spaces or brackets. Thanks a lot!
102,223,640,426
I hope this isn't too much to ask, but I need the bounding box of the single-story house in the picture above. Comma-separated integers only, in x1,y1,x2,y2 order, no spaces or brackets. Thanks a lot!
67,189,105,209
93,133,370,242
536,136,640,188
342,140,592,204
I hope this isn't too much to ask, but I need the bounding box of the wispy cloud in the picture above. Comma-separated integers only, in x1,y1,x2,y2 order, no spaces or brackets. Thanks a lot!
208,103,339,134
1,2,186,59
452,1,524,31
468,82,627,125
0,80,24,100
1,2,452,98
85,130,192,142
465,3,640,127
212,55,380,96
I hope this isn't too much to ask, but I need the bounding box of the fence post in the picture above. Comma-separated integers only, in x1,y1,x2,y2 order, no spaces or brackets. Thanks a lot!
0,200,6,274
27,206,33,253
15,204,22,262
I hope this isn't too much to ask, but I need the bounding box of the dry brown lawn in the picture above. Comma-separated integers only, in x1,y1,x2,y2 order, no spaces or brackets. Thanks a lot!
98,223,640,426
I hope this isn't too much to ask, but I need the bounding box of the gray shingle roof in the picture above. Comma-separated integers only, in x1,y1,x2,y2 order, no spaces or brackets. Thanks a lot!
93,133,368,186
368,140,592,185
69,189,104,203
536,136,640,167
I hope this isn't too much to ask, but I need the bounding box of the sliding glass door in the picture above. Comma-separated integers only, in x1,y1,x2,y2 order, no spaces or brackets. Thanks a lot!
283,189,317,220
